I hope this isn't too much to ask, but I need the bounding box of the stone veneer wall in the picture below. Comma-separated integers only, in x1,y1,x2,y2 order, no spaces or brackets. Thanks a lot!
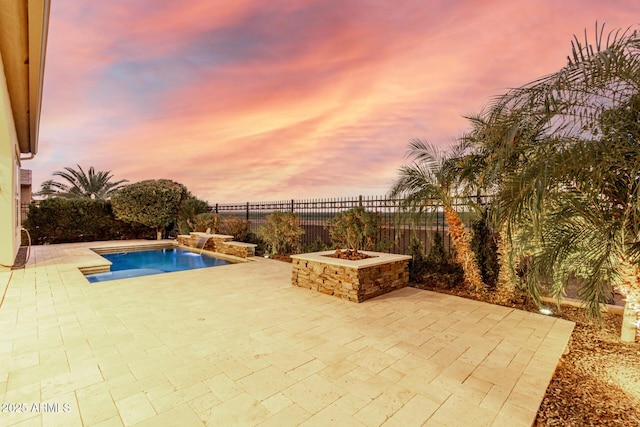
291,257,409,302
176,233,256,258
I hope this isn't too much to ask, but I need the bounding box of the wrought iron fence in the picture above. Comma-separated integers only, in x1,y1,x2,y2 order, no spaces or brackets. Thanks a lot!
211,195,482,255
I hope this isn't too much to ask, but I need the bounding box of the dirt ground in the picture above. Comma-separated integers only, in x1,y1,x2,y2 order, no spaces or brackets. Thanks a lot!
412,282,640,426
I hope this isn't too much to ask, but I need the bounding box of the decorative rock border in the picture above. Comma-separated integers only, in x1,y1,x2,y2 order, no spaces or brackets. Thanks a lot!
290,250,411,302
177,232,257,258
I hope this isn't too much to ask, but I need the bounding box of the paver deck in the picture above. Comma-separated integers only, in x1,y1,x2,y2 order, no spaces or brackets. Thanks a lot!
0,241,574,426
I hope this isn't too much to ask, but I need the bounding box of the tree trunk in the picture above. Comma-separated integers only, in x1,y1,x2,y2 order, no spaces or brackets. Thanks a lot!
443,205,486,292
494,224,516,303
618,257,639,342
156,227,163,240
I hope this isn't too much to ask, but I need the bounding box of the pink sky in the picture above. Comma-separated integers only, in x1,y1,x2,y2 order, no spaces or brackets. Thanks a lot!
31,0,639,203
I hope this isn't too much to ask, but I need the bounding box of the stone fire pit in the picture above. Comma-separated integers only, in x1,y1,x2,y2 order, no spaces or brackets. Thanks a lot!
290,250,411,302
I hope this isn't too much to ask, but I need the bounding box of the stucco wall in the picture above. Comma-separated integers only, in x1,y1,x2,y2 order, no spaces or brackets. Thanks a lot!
0,52,21,269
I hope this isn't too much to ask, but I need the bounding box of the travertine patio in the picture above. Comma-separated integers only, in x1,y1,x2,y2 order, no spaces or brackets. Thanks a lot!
0,241,574,426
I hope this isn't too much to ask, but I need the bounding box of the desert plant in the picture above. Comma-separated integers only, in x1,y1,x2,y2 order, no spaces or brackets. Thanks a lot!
390,139,486,292
258,212,304,255
191,212,220,233
302,237,330,253
219,215,251,242
177,196,210,234
325,206,389,252
111,179,189,239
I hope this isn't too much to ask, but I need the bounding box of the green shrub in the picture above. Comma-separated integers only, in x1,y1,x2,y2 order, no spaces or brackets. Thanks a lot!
219,215,251,242
408,236,427,282
23,198,153,245
470,209,499,289
410,232,464,288
177,196,209,234
191,212,220,233
111,179,189,239
258,212,304,255
302,237,329,253
325,207,390,251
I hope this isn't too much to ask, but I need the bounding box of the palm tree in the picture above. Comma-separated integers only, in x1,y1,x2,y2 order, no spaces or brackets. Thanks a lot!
36,165,128,199
467,24,640,341
454,113,545,303
389,138,486,292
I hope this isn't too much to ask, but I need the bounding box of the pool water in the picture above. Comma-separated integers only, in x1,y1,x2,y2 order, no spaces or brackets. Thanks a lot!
86,248,231,283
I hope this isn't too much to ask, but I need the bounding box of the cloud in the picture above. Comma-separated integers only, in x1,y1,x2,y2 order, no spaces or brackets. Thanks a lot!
32,0,640,203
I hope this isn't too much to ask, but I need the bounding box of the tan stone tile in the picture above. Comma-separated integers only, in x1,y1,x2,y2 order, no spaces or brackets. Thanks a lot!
261,392,293,414
3,380,41,403
257,403,311,427
40,365,104,401
426,394,494,427
203,373,243,401
377,365,406,383
0,409,42,427
148,381,209,414
332,369,381,401
109,374,167,401
39,393,83,427
238,366,296,401
462,375,493,394
131,403,202,427
262,346,315,373
299,403,366,427
332,392,370,415
164,359,222,389
398,374,450,405
187,391,222,421
382,394,439,427
114,391,156,425
77,387,119,425
283,373,346,413
286,358,326,381
352,346,396,374
206,392,270,425
215,357,253,381
7,358,71,391
493,401,537,427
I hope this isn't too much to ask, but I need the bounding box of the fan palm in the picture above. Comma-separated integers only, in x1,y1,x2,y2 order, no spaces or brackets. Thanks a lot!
389,138,486,292
37,165,128,200
468,23,640,341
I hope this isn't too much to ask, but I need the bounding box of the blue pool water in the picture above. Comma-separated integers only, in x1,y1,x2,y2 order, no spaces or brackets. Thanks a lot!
86,248,231,283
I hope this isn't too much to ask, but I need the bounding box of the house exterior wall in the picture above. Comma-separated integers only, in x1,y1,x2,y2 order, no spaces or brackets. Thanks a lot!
0,51,21,269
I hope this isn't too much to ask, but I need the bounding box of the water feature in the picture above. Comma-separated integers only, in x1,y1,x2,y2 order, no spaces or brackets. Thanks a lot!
193,231,212,253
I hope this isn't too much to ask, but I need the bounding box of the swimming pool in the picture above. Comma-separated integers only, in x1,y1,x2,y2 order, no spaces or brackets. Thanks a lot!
86,247,231,283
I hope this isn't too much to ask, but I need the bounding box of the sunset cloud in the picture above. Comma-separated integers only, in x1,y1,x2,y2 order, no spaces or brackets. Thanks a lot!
32,0,640,202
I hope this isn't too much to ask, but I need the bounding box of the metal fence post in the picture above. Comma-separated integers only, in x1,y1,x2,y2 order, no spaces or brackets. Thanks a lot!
246,202,249,221
291,199,294,213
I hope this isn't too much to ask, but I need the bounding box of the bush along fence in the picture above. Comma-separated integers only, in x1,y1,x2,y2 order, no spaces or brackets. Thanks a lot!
210,195,481,256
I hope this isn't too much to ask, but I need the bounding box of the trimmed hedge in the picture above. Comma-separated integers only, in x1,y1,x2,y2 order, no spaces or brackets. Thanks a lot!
23,198,155,245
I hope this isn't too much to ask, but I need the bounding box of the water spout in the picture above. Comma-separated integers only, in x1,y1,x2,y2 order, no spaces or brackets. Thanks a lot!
194,233,212,254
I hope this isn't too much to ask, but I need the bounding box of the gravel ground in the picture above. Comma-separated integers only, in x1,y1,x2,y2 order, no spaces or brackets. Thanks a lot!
534,306,640,426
